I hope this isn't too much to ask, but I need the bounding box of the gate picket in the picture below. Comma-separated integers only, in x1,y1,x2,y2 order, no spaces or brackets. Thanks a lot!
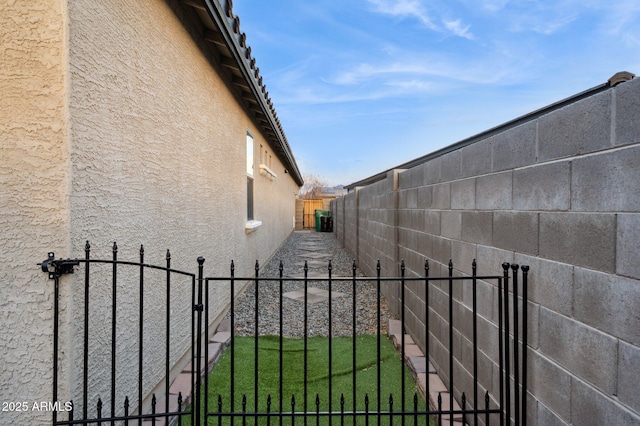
41,243,528,425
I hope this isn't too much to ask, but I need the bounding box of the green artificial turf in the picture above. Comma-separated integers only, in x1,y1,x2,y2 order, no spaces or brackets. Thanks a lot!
190,334,432,425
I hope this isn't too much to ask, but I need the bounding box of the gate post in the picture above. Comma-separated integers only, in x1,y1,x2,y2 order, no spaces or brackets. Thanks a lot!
52,273,60,426
195,256,205,426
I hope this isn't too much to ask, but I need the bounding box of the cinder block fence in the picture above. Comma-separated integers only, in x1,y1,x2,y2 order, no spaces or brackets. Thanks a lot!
332,75,640,425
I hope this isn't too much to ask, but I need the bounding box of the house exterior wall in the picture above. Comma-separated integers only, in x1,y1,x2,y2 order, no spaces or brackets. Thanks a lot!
333,77,640,425
1,1,71,424
67,0,298,274
1,0,300,423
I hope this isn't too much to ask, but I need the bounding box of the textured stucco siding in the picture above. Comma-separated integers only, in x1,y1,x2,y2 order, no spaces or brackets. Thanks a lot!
333,77,640,425
1,0,300,423
63,0,299,417
0,1,70,424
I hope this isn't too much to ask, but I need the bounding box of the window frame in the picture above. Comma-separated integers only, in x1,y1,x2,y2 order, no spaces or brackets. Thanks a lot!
245,132,262,232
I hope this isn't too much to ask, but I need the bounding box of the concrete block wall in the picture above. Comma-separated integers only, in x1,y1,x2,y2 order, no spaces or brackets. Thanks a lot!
332,77,640,425
342,190,359,260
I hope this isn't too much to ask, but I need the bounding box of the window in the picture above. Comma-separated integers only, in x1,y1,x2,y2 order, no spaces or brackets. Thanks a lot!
245,132,263,232
247,177,254,220
246,133,254,177
246,133,254,220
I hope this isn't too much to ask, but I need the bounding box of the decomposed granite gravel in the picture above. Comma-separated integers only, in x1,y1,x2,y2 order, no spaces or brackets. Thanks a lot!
226,231,394,338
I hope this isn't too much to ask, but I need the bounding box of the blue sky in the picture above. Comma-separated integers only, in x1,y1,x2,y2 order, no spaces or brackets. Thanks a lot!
232,0,640,186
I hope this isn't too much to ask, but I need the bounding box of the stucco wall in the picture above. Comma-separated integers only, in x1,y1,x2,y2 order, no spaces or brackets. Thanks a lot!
0,1,70,424
64,0,299,417
67,0,297,276
333,77,640,425
1,0,300,423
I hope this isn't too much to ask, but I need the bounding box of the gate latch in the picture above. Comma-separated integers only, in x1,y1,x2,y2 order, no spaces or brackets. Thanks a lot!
38,252,80,279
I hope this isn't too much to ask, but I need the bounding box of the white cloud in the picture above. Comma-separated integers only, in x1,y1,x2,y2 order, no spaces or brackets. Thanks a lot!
366,0,473,39
444,19,474,40
367,0,439,30
384,79,435,91
455,0,509,14
271,52,533,109
531,15,577,35
478,0,510,13
505,9,577,35
505,0,638,39
599,0,640,45
327,53,525,89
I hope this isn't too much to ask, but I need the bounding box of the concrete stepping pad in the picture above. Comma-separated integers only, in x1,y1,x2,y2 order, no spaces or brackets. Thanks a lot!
298,246,328,252
286,272,331,279
297,242,327,248
293,260,330,269
296,252,332,259
283,287,345,304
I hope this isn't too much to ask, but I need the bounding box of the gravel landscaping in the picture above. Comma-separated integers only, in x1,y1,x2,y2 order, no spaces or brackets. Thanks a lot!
227,231,394,338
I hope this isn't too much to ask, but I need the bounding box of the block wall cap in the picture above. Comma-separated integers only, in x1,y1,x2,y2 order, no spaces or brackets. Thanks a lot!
609,71,635,87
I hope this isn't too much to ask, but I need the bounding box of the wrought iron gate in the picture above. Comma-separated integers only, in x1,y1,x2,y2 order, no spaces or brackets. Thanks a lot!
41,242,529,425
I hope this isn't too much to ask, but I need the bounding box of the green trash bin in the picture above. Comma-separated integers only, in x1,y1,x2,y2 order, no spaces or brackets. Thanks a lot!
314,209,330,232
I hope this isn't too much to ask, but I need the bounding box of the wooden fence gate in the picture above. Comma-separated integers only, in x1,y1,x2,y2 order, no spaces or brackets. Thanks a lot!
303,199,324,229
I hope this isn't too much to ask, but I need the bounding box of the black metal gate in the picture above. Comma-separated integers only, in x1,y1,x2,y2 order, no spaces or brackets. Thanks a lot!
41,242,528,425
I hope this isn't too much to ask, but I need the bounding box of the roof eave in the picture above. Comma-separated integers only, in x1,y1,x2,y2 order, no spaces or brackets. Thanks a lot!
182,0,304,186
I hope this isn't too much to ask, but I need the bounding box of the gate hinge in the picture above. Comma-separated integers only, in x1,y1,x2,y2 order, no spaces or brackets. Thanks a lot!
194,304,204,312
38,252,80,279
